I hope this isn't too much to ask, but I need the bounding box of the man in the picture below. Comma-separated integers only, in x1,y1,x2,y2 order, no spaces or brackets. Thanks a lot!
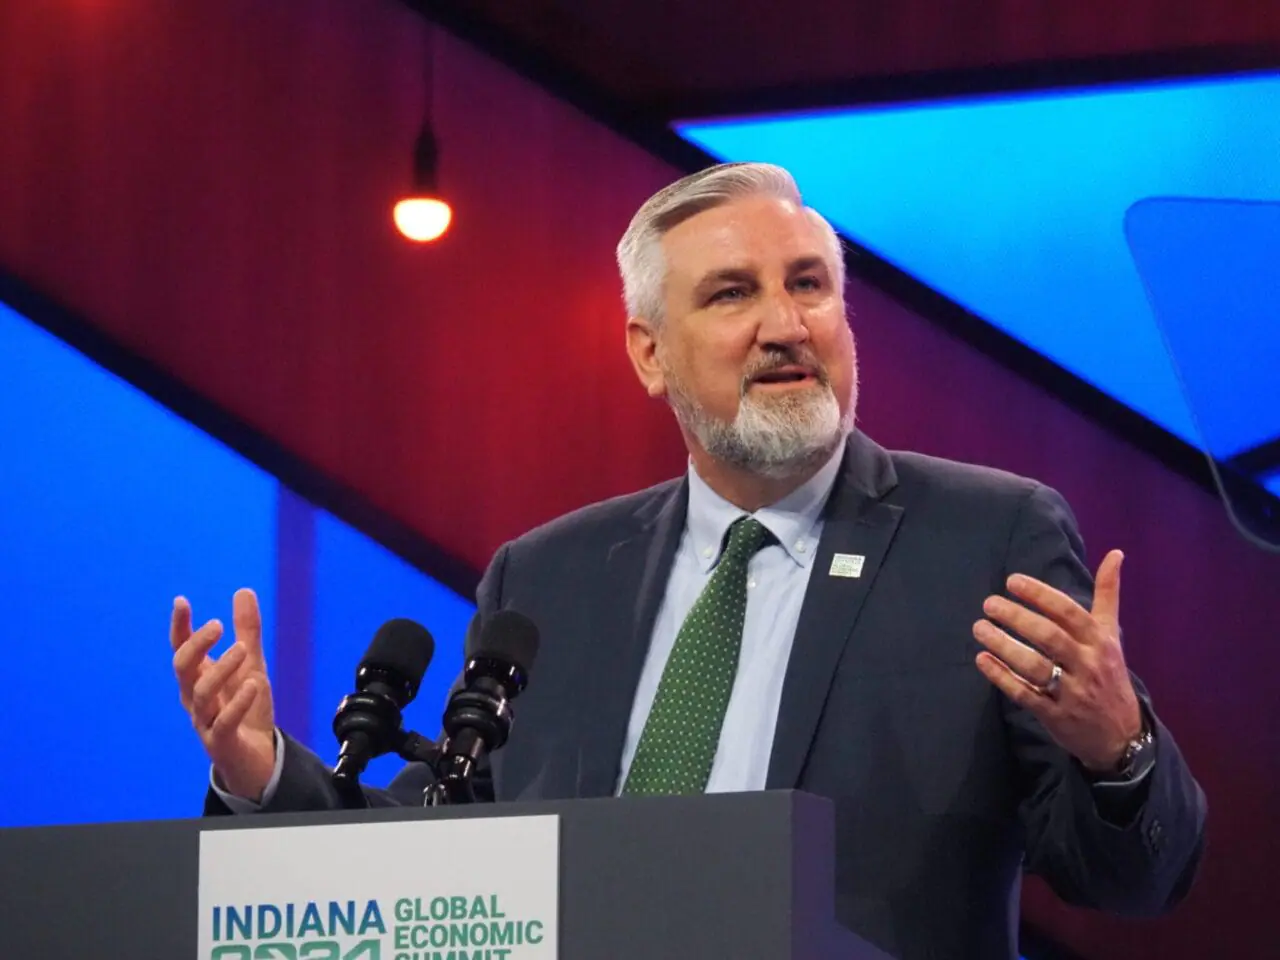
174,163,1206,959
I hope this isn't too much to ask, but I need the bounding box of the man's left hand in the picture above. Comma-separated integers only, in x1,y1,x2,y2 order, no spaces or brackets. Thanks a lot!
973,549,1144,774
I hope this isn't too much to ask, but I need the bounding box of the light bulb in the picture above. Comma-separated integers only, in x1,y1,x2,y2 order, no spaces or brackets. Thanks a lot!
394,197,452,242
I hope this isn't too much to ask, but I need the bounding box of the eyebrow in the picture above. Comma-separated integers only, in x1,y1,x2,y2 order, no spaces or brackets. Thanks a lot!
692,268,756,299
691,257,831,299
788,256,830,277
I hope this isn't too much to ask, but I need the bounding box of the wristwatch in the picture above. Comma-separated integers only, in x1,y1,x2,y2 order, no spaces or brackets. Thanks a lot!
1098,720,1156,782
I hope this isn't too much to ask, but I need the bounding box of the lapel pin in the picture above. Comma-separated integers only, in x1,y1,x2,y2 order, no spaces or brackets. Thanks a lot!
829,553,866,578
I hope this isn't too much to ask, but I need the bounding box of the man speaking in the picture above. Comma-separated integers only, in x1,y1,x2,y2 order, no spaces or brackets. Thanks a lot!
173,163,1206,959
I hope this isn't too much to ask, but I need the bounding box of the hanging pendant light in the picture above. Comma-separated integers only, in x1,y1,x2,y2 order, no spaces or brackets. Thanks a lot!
394,22,451,243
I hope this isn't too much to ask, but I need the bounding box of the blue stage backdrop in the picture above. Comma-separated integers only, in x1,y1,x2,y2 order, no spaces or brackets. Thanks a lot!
677,69,1280,466
0,300,473,827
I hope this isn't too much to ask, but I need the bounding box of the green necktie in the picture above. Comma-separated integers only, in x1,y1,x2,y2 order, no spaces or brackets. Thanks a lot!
621,516,772,795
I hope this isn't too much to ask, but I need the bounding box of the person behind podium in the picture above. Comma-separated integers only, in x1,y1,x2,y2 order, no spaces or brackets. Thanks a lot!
174,162,1207,959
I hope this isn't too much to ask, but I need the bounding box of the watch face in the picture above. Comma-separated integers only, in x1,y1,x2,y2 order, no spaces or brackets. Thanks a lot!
1125,731,1156,779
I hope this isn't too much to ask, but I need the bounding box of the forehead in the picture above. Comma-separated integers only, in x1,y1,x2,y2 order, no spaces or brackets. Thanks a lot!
661,195,830,282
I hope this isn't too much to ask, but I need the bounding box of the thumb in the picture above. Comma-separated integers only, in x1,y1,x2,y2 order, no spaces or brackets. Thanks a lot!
1092,549,1124,629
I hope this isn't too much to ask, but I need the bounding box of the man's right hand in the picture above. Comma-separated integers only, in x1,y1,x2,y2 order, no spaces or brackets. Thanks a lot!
172,588,277,802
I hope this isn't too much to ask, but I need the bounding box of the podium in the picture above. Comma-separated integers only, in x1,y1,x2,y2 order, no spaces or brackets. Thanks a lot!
0,790,891,959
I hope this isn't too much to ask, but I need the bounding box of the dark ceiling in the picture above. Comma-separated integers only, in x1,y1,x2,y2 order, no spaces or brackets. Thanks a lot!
417,0,1280,119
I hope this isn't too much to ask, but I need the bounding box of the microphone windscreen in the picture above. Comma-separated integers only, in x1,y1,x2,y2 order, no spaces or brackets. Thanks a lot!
361,618,435,685
462,611,483,655
470,609,539,674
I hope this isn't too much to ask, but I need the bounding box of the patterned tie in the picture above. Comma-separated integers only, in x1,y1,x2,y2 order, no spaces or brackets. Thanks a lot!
622,515,773,795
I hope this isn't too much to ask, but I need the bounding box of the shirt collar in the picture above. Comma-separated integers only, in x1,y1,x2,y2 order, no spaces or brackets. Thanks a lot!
685,435,848,573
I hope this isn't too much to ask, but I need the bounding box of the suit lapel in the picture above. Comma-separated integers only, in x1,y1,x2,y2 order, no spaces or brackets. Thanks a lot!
576,480,689,797
766,433,904,789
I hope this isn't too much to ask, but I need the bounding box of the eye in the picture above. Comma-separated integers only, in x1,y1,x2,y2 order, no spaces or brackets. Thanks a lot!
793,274,825,292
708,286,748,303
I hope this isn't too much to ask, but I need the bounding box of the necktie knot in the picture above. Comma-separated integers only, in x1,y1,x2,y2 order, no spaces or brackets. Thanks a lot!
721,515,772,565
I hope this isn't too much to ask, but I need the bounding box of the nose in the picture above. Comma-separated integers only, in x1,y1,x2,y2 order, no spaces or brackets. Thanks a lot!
757,290,810,347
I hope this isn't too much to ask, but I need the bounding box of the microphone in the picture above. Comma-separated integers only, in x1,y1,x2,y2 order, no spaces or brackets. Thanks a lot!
428,610,540,805
331,618,435,807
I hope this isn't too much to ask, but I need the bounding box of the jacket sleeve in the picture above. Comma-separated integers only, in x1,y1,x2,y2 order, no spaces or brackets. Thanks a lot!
202,730,431,815
1000,482,1207,915
203,542,513,817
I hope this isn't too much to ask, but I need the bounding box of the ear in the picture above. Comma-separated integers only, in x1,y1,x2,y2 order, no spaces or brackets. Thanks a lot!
625,316,666,399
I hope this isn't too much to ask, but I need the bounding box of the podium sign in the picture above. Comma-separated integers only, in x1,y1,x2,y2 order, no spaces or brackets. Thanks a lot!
198,816,559,960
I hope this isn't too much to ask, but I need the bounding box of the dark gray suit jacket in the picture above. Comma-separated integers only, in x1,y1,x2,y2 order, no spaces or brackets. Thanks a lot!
208,431,1207,959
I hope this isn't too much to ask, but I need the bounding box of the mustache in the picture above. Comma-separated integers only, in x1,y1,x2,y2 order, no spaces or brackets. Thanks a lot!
739,347,831,395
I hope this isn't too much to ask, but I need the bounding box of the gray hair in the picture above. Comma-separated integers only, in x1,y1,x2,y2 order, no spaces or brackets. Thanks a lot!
615,162,846,326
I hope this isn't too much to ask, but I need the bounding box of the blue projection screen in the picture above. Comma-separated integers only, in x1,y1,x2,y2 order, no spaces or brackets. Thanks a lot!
0,300,473,826
677,70,1280,461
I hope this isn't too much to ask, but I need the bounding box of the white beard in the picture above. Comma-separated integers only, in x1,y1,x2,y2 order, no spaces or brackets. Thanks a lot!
664,360,856,479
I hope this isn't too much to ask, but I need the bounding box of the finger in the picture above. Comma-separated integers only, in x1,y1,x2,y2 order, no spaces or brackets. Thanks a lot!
1091,550,1124,631
233,589,264,661
208,678,258,743
975,651,1056,715
173,620,223,702
170,596,193,652
1004,574,1097,643
981,595,1077,665
190,643,247,727
973,619,1056,685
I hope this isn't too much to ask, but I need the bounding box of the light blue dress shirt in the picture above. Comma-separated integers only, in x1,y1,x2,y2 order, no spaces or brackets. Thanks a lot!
615,438,848,794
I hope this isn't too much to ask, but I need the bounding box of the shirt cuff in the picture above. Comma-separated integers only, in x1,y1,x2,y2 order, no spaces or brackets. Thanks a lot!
1089,759,1154,792
208,728,286,813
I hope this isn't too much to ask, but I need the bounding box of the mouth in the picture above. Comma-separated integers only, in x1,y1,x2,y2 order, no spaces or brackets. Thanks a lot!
749,365,820,388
